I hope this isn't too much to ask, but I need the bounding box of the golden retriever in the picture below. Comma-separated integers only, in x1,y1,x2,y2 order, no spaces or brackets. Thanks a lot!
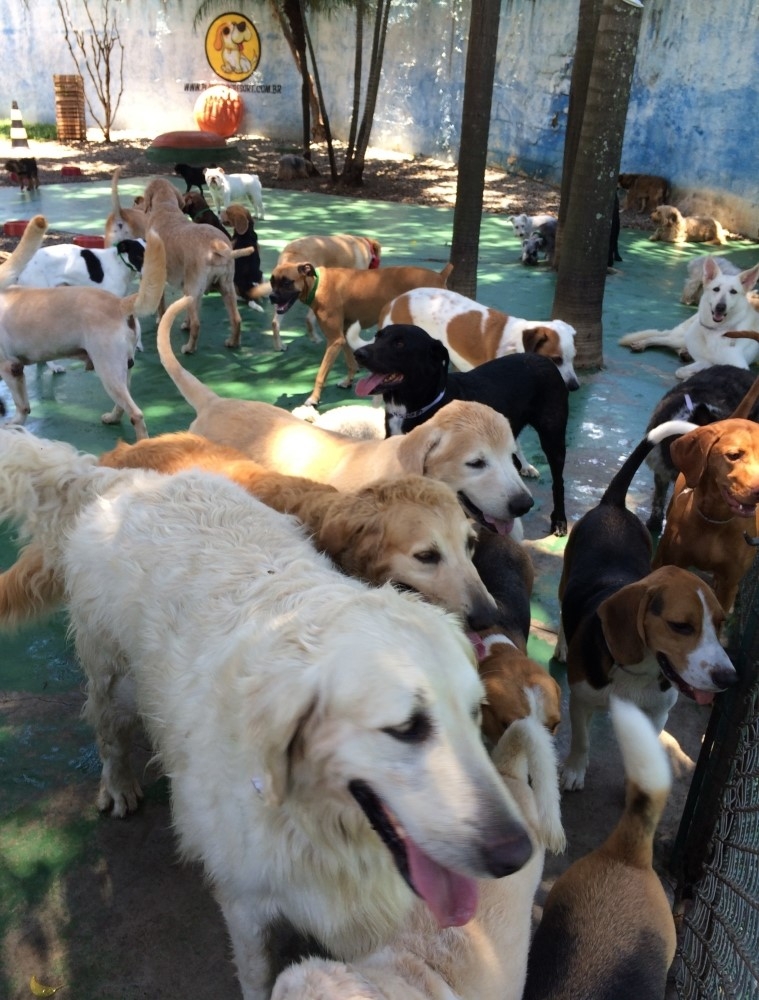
156,297,535,531
649,205,728,245
272,703,566,1000
0,427,534,1000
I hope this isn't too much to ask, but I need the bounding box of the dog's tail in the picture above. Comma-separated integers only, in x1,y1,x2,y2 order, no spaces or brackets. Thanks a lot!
440,262,454,287
727,361,759,418
0,429,137,627
0,214,46,289
156,295,219,413
604,696,671,867
600,419,699,508
119,228,166,318
491,692,566,855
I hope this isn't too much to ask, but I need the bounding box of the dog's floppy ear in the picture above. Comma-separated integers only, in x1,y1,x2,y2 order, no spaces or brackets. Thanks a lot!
261,696,318,806
597,580,650,664
522,327,549,353
396,422,444,475
669,426,718,487
297,262,317,278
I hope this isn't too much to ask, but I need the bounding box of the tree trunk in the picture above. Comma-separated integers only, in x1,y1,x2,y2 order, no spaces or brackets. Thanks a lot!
551,0,642,369
448,0,501,299
282,0,311,156
551,0,640,368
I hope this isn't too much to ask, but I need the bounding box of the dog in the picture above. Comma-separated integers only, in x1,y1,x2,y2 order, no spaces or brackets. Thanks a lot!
643,365,759,534
12,238,145,297
608,190,622,269
273,704,565,1000
618,172,670,213
4,157,39,192
174,162,208,193
291,401,387,439
522,697,676,1000
375,287,580,390
142,176,250,353
650,204,729,246
104,166,148,246
270,261,453,407
0,427,534,999
204,166,265,218
157,297,536,530
263,233,382,353
0,216,165,440
509,213,556,239
679,254,753,305
182,190,229,235
212,18,254,74
554,420,737,791
520,219,557,266
353,325,572,535
653,391,759,612
277,154,321,180
618,257,759,378
220,204,265,313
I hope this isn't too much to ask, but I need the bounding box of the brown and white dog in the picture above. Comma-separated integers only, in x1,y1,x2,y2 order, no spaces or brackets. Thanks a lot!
0,216,165,440
653,373,759,612
375,287,579,391
522,696,675,1000
554,421,737,792
649,205,729,246
270,261,453,407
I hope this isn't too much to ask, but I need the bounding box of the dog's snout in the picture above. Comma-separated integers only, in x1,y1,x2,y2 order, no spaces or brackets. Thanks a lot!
712,665,738,690
466,593,498,633
510,491,535,518
483,824,533,878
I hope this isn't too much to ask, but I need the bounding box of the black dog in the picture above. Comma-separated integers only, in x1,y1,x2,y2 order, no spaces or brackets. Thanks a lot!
4,157,39,192
182,191,229,236
644,365,759,534
608,190,622,269
221,205,264,310
353,324,571,536
174,162,209,193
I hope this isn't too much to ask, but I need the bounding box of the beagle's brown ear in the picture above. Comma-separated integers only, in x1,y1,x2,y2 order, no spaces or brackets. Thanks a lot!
597,580,649,665
522,327,549,353
669,426,718,488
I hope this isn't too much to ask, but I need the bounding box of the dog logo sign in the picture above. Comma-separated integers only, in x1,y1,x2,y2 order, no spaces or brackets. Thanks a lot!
205,13,261,81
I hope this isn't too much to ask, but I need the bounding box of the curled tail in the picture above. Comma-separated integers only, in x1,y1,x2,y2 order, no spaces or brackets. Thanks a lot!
0,215,47,288
156,295,219,413
120,227,166,318
606,696,671,867
601,419,699,508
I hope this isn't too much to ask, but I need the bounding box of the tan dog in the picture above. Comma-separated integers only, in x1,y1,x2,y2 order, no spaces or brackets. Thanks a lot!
157,297,535,526
270,260,453,406
375,287,579,390
273,706,565,1000
618,172,670,213
654,379,759,610
0,216,165,440
649,204,728,245
104,166,148,247
522,697,675,1000
142,176,249,353
259,233,382,352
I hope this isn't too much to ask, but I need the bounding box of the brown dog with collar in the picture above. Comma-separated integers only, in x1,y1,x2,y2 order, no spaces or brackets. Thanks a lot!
269,261,453,407
653,372,759,611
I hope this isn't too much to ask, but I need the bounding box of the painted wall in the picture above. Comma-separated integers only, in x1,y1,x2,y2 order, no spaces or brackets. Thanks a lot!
1,0,757,235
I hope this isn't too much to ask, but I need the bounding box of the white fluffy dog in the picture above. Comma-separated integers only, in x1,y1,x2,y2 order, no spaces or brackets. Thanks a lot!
273,701,565,1000
0,428,533,1000
509,213,556,239
204,166,265,218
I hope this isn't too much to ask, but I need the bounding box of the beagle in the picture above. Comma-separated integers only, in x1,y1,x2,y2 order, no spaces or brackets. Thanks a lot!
555,421,737,791
522,697,676,1000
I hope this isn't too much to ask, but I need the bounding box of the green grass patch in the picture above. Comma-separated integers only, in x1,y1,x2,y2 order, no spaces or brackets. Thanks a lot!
0,119,58,141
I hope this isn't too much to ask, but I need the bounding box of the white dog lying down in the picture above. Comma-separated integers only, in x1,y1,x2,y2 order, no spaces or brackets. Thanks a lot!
204,166,265,218
0,428,533,1000
12,238,146,297
273,701,565,1000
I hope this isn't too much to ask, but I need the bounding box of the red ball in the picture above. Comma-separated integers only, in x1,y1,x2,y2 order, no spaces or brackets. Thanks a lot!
193,86,244,138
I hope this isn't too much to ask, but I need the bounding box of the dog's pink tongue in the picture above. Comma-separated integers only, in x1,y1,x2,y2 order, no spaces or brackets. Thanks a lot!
484,515,513,536
693,689,716,706
355,373,385,397
406,840,478,927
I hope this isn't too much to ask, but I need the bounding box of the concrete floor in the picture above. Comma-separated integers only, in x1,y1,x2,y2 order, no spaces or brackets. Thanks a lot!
1,173,758,998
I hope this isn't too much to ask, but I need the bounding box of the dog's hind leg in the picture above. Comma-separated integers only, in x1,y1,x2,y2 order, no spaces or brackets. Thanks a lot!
93,355,148,440
216,892,272,1000
0,360,31,423
219,274,243,349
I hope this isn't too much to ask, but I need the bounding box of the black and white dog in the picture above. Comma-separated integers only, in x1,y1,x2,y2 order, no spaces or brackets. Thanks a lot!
353,323,572,536
521,218,557,266
644,365,759,533
12,238,145,298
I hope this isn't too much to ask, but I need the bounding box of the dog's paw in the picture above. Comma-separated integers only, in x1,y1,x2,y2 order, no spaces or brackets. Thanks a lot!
304,394,320,408
551,519,568,538
560,761,586,792
337,377,354,390
97,776,143,818
520,462,540,479
46,361,66,374
247,300,265,313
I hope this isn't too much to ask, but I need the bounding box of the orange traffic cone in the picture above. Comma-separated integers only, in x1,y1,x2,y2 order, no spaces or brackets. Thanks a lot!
10,100,30,149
